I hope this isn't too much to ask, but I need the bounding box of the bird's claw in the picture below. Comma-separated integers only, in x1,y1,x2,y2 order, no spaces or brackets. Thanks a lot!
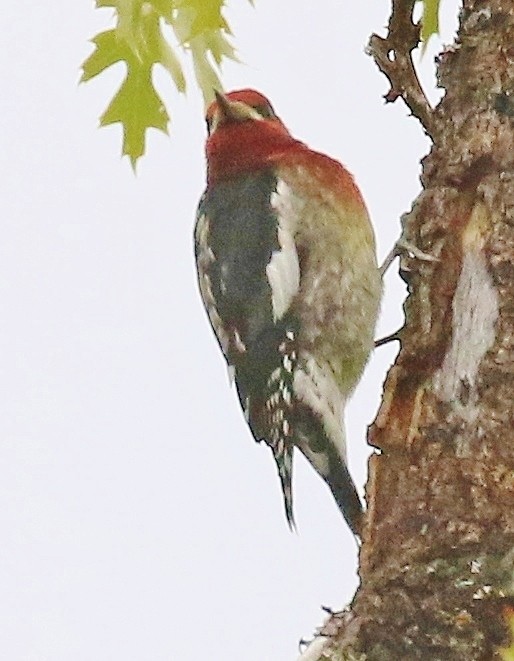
380,238,439,277
397,238,439,263
374,329,401,348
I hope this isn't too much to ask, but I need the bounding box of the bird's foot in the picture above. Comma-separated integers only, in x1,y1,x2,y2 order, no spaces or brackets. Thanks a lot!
380,238,439,277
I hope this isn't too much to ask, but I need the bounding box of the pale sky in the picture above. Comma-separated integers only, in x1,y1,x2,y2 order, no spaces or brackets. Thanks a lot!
1,1,458,659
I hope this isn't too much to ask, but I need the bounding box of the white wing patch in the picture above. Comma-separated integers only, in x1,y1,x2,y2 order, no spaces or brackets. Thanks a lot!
195,213,230,357
267,180,300,321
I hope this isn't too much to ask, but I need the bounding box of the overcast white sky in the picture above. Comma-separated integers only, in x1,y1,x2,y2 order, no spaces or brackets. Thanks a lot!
1,1,459,659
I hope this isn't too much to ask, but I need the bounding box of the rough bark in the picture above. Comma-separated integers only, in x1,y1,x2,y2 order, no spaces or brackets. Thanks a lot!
310,0,514,658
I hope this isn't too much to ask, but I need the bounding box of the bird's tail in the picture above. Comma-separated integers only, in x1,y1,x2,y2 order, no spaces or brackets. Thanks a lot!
272,440,296,531
293,406,363,536
323,453,363,536
274,436,363,535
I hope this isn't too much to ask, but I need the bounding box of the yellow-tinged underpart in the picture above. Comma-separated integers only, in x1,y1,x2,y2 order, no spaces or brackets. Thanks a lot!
276,157,382,394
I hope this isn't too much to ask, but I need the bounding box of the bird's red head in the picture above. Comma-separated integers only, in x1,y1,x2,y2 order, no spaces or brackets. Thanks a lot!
204,89,299,185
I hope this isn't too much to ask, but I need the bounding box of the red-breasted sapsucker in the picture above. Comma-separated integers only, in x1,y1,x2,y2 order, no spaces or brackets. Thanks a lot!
194,89,381,535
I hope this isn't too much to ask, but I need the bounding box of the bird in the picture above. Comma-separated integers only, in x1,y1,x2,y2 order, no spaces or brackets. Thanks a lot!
194,89,381,535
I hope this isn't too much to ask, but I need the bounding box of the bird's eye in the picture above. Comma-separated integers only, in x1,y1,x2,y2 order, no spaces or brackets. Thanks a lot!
256,103,276,119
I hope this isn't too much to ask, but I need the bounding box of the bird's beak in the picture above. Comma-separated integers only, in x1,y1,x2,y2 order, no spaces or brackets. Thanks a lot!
213,90,240,122
210,90,263,132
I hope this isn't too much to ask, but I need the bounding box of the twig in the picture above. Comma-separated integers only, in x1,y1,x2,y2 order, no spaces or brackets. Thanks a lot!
375,330,401,348
367,0,435,137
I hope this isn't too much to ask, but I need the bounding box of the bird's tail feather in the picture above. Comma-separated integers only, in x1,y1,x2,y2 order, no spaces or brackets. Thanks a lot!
324,455,363,536
273,443,296,531
294,408,363,536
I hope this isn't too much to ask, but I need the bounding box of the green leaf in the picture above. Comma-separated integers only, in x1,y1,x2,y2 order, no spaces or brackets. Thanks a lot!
190,39,223,105
82,1,180,165
172,1,239,106
205,30,239,65
101,63,169,168
174,0,227,39
419,0,440,49
159,39,186,92
81,30,128,82
83,0,253,164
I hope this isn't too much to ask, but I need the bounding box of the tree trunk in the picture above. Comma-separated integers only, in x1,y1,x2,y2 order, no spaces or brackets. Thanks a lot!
315,0,514,658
